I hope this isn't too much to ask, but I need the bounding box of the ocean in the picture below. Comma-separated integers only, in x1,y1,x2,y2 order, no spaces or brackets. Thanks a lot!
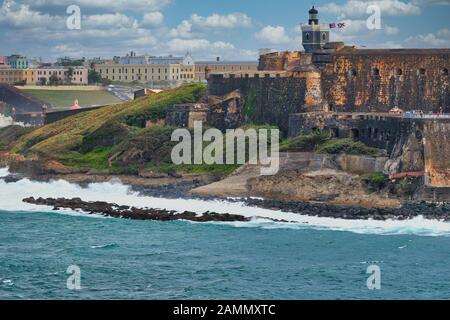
1,167,450,300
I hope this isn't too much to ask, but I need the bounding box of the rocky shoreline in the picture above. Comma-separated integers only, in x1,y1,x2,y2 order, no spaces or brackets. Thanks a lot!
3,166,450,222
243,197,450,221
22,197,254,223
21,194,450,223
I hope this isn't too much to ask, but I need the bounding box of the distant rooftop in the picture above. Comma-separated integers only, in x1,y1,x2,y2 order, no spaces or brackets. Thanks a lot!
37,66,87,69
195,60,258,65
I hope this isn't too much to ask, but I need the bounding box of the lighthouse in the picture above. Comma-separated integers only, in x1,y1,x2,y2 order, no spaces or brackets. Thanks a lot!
301,6,330,53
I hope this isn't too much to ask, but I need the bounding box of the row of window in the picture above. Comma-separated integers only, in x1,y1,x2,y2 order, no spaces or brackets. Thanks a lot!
349,67,449,77
197,65,254,72
37,70,83,75
0,77,22,82
105,73,194,81
36,77,84,82
304,32,328,41
101,67,177,74
0,71,21,75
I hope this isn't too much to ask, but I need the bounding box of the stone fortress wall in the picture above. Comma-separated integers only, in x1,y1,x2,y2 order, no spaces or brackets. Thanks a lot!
205,45,450,192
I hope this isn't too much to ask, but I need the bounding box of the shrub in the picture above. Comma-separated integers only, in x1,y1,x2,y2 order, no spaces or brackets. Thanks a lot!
363,172,390,190
317,138,381,156
280,130,330,152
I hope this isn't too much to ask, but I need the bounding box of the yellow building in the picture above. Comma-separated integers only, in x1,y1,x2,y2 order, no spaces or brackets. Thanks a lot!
0,68,37,85
195,60,258,82
95,53,259,84
95,53,196,84
96,63,195,82
23,69,37,84
0,69,26,85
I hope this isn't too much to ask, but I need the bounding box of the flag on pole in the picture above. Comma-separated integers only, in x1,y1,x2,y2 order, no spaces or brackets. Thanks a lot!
337,22,346,29
329,23,336,29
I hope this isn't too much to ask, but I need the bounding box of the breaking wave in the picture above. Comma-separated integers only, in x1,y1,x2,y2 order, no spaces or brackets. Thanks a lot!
0,114,26,128
1,167,450,237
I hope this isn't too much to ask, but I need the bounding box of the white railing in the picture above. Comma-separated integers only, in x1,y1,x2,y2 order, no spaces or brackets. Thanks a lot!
402,112,450,119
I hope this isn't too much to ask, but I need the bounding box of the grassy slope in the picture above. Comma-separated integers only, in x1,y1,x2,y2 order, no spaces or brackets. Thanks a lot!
13,84,206,159
280,131,382,156
23,89,122,109
0,126,35,150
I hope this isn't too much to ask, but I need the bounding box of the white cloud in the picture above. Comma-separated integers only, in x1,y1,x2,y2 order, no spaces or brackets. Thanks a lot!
166,38,235,53
255,25,290,44
321,0,421,19
384,25,400,35
412,0,450,5
84,13,136,28
0,0,60,28
141,12,164,27
405,28,450,47
169,20,194,38
169,12,252,38
190,12,252,29
26,0,171,12
123,35,157,48
382,41,403,48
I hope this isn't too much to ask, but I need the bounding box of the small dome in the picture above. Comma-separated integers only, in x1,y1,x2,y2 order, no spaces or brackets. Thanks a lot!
309,6,318,14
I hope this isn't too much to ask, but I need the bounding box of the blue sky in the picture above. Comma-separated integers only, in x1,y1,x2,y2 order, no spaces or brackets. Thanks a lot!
0,0,449,61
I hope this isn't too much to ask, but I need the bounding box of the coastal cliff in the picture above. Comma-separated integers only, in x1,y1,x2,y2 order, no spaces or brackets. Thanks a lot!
0,84,447,212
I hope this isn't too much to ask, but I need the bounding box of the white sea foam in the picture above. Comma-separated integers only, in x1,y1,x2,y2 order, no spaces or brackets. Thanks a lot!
1,166,450,237
0,114,26,128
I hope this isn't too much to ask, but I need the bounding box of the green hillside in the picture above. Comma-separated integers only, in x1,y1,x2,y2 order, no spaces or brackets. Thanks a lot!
12,84,207,174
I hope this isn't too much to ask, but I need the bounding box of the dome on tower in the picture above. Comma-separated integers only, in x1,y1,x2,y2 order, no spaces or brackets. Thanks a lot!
309,6,318,14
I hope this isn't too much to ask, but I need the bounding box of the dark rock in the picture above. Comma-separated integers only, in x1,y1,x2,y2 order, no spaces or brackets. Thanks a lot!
1,174,24,183
22,197,252,223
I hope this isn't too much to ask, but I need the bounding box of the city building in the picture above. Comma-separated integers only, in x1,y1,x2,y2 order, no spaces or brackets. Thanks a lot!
7,54,29,69
35,66,88,85
195,59,258,82
0,56,9,68
22,69,37,84
0,69,24,84
95,52,196,83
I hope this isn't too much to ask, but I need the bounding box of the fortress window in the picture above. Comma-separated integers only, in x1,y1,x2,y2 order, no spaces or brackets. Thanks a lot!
442,68,449,76
418,68,426,76
372,68,380,76
305,33,311,41
322,33,326,41
396,68,403,76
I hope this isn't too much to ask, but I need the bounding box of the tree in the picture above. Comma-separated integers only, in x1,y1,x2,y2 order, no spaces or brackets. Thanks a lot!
88,69,101,84
49,74,59,86
66,67,74,84
39,77,47,86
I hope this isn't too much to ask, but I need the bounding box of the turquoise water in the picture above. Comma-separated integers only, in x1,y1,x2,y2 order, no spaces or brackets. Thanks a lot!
1,166,450,300
2,209,450,300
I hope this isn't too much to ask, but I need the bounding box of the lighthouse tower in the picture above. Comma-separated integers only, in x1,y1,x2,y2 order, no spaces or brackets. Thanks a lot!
301,6,330,52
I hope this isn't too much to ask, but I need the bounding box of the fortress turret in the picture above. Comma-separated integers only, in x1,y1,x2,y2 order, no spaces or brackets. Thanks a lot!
308,6,319,25
302,6,330,53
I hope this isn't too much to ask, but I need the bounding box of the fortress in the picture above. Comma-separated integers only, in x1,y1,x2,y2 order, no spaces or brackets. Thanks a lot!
197,7,450,197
